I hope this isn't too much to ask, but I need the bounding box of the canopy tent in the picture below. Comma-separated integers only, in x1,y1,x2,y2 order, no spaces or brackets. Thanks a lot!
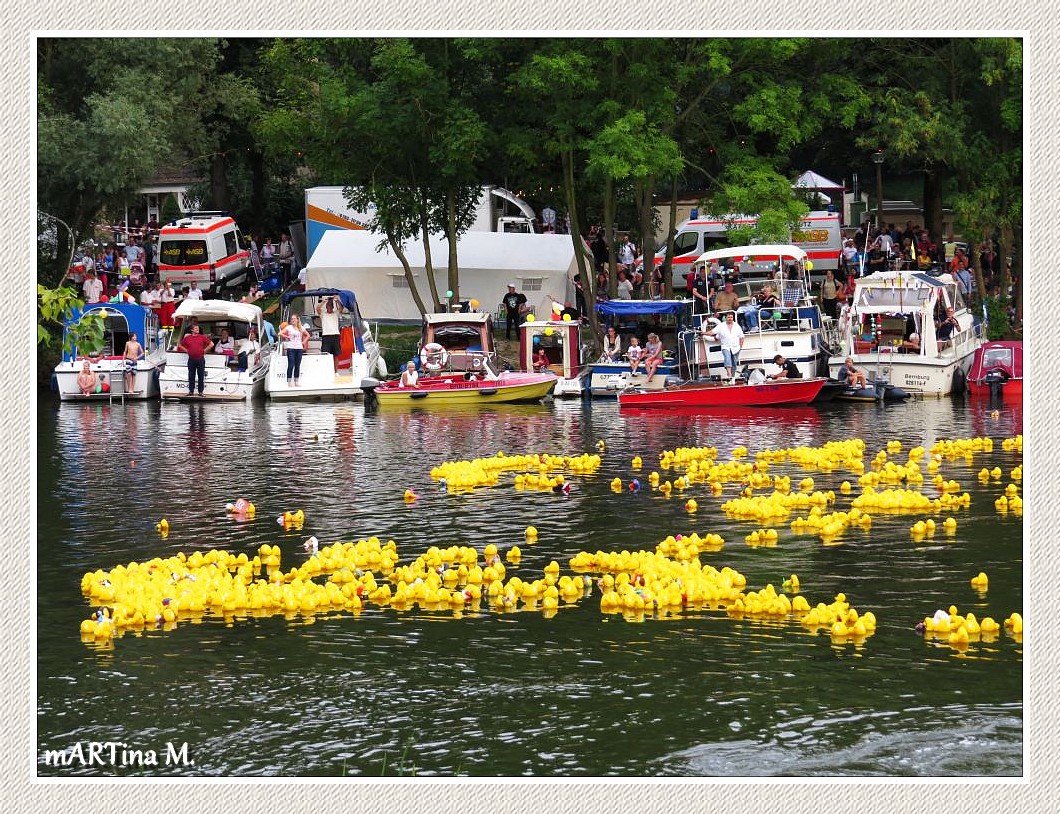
695,244,808,265
792,170,844,205
306,230,578,322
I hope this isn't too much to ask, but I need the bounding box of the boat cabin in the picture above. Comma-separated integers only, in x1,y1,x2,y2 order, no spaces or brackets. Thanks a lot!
167,300,273,370
420,312,498,372
62,301,162,362
282,288,373,370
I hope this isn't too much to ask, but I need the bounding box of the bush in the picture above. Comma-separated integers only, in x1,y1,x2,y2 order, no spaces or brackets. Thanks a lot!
984,296,1010,340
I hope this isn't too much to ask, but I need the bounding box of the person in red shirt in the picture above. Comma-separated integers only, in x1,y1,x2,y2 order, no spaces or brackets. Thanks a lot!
177,322,213,397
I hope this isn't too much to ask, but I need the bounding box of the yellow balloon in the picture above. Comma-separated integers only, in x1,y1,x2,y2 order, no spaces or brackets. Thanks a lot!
805,261,814,271
526,314,536,322
544,327,554,336
469,298,479,309
562,313,572,322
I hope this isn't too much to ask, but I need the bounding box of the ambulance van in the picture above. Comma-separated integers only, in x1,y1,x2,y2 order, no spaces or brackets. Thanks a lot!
642,210,842,286
156,212,251,294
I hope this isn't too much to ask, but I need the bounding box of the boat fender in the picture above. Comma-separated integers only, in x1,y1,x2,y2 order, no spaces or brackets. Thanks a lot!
409,391,429,399
478,388,498,396
375,357,388,378
420,343,448,372
951,366,967,397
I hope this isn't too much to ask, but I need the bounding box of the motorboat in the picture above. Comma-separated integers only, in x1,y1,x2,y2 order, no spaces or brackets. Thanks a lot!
687,244,837,381
54,300,166,400
364,359,557,407
618,376,827,409
159,300,274,401
832,379,911,403
587,299,693,397
827,270,983,396
266,288,386,400
518,316,591,397
967,340,1022,401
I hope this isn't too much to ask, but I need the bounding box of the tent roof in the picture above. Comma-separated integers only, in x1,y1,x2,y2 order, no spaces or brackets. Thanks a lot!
792,170,844,190
308,229,576,273
174,299,264,323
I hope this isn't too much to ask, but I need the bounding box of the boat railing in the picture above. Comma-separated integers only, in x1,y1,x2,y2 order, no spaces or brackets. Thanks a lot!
942,324,982,359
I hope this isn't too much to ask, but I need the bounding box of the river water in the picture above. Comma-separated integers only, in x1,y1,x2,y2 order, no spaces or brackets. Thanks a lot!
36,394,1023,777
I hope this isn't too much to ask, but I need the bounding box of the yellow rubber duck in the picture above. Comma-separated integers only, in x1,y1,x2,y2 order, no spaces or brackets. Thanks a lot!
155,518,169,534
970,572,988,590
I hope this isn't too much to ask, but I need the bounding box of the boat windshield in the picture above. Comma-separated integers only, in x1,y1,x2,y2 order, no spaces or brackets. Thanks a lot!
981,346,1013,370
854,283,934,310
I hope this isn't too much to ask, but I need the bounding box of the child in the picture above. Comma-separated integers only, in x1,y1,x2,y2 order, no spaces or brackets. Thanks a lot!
627,337,644,375
533,347,550,372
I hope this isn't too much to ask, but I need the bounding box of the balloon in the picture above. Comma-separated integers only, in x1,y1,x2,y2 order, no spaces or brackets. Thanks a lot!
526,314,536,322
99,295,109,302
806,261,814,271
532,335,540,345
469,298,479,309
445,290,454,298
544,327,554,336
562,314,572,322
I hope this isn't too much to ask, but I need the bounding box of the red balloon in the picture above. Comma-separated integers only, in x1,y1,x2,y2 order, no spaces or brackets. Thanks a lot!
100,381,110,393
99,295,109,302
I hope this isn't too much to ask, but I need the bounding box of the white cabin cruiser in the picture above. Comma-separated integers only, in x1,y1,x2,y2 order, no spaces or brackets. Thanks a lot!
266,288,385,400
159,300,273,401
827,270,982,397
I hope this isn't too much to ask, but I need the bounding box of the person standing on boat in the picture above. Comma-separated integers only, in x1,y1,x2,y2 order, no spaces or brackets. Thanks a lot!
819,270,841,319
122,332,144,394
178,322,213,397
690,265,712,314
282,314,309,386
316,295,344,371
501,284,528,340
703,312,744,383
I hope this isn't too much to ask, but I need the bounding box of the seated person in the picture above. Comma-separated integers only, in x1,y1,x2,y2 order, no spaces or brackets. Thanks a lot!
837,356,868,389
532,347,550,372
214,327,235,356
601,326,622,362
936,308,960,351
768,354,802,380
235,327,260,371
77,360,97,395
627,336,644,375
399,360,419,388
713,280,740,314
642,332,664,382
900,332,921,353
740,284,780,329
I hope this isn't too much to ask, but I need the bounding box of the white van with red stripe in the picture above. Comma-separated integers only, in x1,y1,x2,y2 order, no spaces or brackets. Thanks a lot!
644,210,842,285
156,212,251,294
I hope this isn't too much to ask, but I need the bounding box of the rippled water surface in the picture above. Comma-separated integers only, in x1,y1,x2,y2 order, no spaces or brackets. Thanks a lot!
36,395,1023,776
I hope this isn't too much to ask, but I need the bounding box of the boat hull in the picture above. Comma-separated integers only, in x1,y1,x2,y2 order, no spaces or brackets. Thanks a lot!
374,373,556,405
827,350,975,397
587,361,680,397
266,351,376,400
618,377,826,408
159,354,268,401
55,360,160,401
967,379,1023,401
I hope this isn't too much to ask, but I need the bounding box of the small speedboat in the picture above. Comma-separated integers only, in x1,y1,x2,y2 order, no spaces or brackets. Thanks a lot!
966,340,1022,401
365,364,557,407
832,378,910,403
618,376,826,409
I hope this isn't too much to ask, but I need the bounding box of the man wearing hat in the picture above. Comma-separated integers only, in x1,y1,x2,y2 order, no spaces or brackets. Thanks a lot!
501,283,527,340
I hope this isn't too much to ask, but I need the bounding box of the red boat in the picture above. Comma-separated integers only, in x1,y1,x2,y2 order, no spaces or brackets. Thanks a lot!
617,377,827,408
966,340,1022,401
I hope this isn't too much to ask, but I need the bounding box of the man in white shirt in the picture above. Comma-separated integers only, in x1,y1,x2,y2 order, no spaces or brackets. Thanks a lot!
316,294,344,370
139,285,155,307
703,311,745,382
83,271,104,304
187,281,203,300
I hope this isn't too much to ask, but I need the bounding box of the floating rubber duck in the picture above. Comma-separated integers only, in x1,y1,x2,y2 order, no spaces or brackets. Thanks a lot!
525,525,538,540
628,479,641,492
277,509,306,527
303,536,319,554
225,498,256,517
155,518,169,535
559,482,572,495
403,489,418,503
970,571,988,590
685,498,697,512
631,456,642,469
596,440,606,451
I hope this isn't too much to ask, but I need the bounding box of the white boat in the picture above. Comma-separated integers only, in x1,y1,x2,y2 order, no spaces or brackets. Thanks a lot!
266,288,385,400
686,244,835,381
827,270,982,397
159,300,274,401
54,301,165,401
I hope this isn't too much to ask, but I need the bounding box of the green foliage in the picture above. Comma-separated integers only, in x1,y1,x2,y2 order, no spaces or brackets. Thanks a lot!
36,284,105,357
984,296,1010,340
161,193,182,223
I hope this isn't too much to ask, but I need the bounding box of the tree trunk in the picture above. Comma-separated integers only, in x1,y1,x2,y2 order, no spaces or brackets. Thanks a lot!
602,176,615,298
418,201,442,310
249,149,267,240
210,153,228,212
446,191,460,306
562,145,598,347
922,166,944,240
662,174,679,299
636,178,656,294
389,234,427,317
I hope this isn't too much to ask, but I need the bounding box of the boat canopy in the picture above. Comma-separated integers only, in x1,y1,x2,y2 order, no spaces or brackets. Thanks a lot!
970,341,1022,379
62,301,159,362
174,299,264,324
595,299,690,317
424,312,492,326
282,288,361,314
695,244,808,265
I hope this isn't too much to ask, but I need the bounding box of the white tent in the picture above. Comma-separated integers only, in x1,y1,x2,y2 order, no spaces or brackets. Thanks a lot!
306,230,579,322
792,170,844,205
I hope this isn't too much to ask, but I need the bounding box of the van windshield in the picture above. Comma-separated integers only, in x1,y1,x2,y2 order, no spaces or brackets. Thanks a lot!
159,239,208,266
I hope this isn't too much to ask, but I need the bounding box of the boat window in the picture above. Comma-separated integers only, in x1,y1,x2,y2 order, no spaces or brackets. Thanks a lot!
982,347,1012,369
855,286,932,309
159,239,208,267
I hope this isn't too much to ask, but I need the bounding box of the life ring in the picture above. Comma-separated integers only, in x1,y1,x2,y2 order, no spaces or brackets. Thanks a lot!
419,342,449,372
375,356,388,378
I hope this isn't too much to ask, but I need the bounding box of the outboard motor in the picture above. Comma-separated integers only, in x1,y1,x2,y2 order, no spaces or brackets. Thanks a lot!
873,378,888,401
984,368,1009,400
360,377,380,410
